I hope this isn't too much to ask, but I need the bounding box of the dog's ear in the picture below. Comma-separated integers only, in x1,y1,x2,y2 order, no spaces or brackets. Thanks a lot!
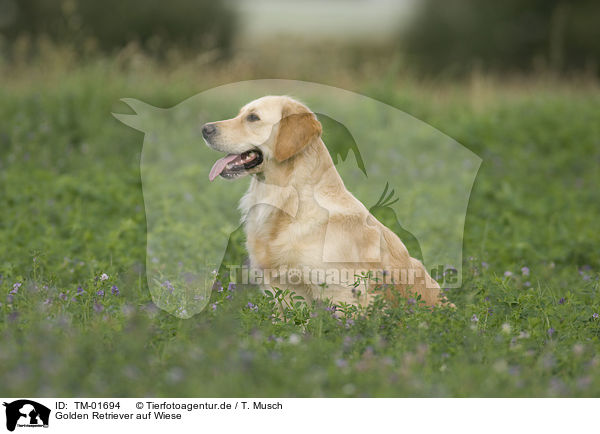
274,105,322,162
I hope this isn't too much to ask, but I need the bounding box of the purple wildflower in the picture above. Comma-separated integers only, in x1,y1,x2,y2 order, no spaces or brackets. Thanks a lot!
43,298,52,305
524,281,531,287
212,280,223,292
59,293,68,301
162,280,175,293
407,298,416,305
211,303,217,311
481,262,489,269
247,302,258,312
521,266,530,276
97,289,105,296
548,327,556,337
100,273,109,281
76,286,85,295
93,302,104,313
504,271,513,277
335,358,348,368
345,319,355,327
558,297,565,305
111,285,119,295
228,282,236,291
10,282,21,294
593,313,599,319
471,314,479,323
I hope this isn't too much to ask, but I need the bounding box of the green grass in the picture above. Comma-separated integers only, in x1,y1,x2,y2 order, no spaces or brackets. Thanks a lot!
1,60,600,396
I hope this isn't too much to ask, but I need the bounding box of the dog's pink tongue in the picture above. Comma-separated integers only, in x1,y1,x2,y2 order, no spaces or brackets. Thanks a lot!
209,154,239,181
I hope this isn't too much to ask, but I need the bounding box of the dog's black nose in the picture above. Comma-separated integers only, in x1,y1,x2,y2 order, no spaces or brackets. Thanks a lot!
202,123,217,139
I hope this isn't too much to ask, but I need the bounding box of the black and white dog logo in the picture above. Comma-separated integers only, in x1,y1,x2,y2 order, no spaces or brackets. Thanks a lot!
3,400,50,432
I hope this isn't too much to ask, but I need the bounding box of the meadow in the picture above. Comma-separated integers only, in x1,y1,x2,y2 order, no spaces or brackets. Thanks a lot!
1,51,599,396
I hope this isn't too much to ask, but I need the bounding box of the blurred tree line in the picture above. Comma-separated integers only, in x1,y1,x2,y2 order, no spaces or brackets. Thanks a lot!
0,0,598,76
403,0,600,75
0,0,236,56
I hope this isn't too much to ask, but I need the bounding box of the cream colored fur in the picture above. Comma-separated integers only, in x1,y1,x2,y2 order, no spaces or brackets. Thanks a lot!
205,96,444,307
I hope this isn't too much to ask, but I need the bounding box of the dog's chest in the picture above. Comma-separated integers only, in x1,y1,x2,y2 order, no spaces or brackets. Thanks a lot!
244,201,327,270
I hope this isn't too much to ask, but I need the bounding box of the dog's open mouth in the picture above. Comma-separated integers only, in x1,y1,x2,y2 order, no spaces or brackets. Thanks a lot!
209,149,263,181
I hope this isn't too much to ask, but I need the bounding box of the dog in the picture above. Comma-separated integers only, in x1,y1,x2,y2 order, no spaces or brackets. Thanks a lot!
203,96,444,307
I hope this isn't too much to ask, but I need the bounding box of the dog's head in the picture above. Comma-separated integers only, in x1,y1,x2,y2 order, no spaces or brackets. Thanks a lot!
203,95,322,181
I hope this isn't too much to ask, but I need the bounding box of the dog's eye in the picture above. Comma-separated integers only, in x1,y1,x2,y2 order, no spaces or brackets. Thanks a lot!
246,113,260,122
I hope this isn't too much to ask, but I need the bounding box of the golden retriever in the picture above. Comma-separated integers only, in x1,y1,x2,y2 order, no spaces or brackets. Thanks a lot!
203,96,444,307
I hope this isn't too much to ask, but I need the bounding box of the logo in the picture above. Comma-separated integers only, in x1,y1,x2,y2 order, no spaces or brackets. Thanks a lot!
3,400,50,432
114,80,481,317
